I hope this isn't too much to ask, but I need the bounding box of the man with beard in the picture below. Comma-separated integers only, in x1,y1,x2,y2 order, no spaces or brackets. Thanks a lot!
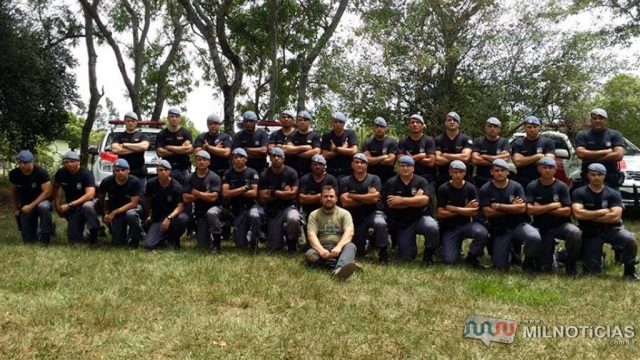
9,150,53,244
53,151,100,245
183,150,223,253
305,185,361,280
193,113,232,179
156,107,193,185
98,159,144,248
363,117,398,185
232,111,269,174
143,160,189,250
258,147,301,252
222,148,261,250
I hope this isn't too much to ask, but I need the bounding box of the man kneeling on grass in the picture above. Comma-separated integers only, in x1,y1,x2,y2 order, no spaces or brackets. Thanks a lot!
305,185,361,280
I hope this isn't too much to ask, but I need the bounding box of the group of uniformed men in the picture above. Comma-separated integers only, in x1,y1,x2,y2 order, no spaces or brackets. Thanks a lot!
9,106,638,280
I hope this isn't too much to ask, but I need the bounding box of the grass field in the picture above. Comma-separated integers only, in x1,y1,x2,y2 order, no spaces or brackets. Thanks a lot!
0,208,639,359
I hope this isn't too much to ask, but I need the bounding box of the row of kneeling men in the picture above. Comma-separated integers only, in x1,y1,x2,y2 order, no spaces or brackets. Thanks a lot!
9,147,637,281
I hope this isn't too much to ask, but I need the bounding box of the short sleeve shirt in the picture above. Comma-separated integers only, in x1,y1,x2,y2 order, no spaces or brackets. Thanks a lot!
298,173,339,214
258,165,299,215
287,130,322,175
321,129,359,175
436,181,477,230
232,129,269,173
363,136,399,182
222,167,259,214
398,135,436,181
472,136,511,178
575,128,626,176
194,131,233,174
156,127,193,170
383,174,432,227
525,179,571,232
572,185,623,232
339,173,382,222
54,167,95,203
145,177,183,222
98,175,142,212
9,165,50,206
307,206,354,246
478,180,529,233
434,132,473,175
183,170,222,217
510,136,555,182
112,130,149,176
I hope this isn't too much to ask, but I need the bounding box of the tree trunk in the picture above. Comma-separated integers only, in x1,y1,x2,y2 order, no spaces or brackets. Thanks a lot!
80,5,103,168
267,0,278,118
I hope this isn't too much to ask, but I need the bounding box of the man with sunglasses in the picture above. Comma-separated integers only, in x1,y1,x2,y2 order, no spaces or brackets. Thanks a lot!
98,158,144,248
110,111,150,185
9,150,53,244
283,110,321,177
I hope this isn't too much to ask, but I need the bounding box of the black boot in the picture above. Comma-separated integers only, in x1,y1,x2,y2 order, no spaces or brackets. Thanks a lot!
623,264,639,280
88,228,98,248
169,236,181,250
422,249,435,266
378,246,389,265
522,257,536,274
287,239,298,254
211,235,222,254
465,255,484,269
565,263,578,277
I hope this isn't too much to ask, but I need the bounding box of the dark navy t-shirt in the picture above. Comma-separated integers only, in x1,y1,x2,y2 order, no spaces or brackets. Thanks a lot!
383,174,432,227
472,136,511,178
156,127,193,170
183,170,222,217
339,173,382,222
287,130,322,176
99,175,143,212
112,130,149,176
363,136,399,182
54,167,95,203
299,173,339,214
232,129,269,173
9,165,50,206
572,185,623,232
525,179,571,232
478,180,528,233
436,181,477,230
575,128,626,177
434,132,473,176
222,167,259,214
145,177,183,222
398,135,436,181
258,165,299,215
194,131,233,175
321,130,359,175
510,136,555,182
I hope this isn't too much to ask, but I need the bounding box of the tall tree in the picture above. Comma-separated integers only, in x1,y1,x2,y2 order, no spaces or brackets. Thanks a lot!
0,1,77,157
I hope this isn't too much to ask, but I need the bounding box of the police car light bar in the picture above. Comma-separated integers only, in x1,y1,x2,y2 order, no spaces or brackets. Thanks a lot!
109,120,165,127
257,120,282,127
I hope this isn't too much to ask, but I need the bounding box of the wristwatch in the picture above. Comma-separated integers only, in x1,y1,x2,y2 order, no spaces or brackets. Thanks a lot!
167,214,173,220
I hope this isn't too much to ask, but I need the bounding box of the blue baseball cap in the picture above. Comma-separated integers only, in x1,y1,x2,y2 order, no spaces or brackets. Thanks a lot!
588,163,607,175
446,112,461,123
17,150,34,163
373,117,387,127
398,155,415,166
114,158,130,169
538,157,556,167
311,154,326,165
271,147,285,158
524,115,541,126
492,159,509,170
332,112,347,123
243,111,258,121
353,153,368,163
232,148,247,158
449,160,466,170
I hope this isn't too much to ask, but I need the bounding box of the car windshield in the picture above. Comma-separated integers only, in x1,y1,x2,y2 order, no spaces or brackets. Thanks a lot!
625,138,640,156
105,131,158,151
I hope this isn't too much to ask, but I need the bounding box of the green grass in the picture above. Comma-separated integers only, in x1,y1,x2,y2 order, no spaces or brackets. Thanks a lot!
0,210,639,359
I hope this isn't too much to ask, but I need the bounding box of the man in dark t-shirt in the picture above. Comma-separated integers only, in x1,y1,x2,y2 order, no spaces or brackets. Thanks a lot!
525,157,581,275
98,159,144,248
111,111,150,183
283,110,322,177
258,147,301,252
434,112,473,187
143,160,188,249
232,111,269,174
54,151,100,245
471,117,511,188
9,150,53,244
511,115,555,188
436,160,487,267
156,107,193,184
321,112,359,178
572,163,637,279
363,117,398,184
193,113,232,178
398,114,436,182
479,159,540,270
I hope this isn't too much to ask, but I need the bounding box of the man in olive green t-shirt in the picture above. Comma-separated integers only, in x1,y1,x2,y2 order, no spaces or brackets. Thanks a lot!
305,185,361,280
